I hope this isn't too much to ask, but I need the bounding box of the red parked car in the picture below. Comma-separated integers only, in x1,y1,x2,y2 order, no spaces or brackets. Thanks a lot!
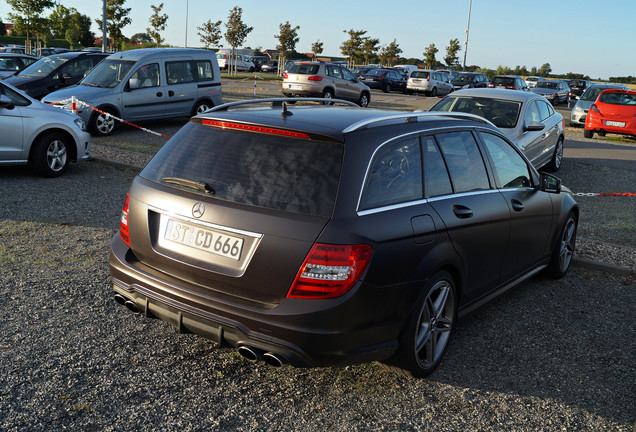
584,89,636,138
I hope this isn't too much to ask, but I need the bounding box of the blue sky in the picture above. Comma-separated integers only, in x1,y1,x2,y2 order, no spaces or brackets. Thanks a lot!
1,0,634,80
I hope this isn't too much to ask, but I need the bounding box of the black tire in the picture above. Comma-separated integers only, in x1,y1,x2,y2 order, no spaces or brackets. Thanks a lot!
431,87,437,97
322,89,334,105
385,270,457,378
90,108,117,136
249,67,254,72
583,129,594,139
552,96,559,106
383,83,391,93
546,137,564,172
192,100,212,116
407,89,414,95
31,132,70,177
358,92,370,108
546,212,577,279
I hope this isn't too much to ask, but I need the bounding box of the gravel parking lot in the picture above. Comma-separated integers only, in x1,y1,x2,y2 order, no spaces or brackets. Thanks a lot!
1,80,634,431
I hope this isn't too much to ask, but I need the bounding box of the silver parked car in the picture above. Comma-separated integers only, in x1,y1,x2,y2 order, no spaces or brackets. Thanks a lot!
570,83,629,126
429,88,565,171
0,53,37,78
407,70,453,96
0,80,90,177
529,80,570,105
525,76,545,88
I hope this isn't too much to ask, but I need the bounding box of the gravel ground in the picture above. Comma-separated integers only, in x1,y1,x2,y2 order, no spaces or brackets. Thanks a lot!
0,83,634,431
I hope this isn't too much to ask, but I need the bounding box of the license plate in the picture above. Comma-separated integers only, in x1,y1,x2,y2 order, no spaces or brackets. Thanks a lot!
605,120,625,127
164,218,244,260
412,79,421,83
288,84,302,90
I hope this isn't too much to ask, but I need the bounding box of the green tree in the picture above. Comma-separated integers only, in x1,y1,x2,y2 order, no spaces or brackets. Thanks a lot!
423,43,439,69
361,37,379,65
275,21,300,59
7,0,54,42
224,6,253,74
379,39,402,67
147,3,168,47
49,4,72,39
75,13,95,48
95,0,132,50
65,27,79,50
130,32,153,44
444,38,461,69
0,17,6,36
311,40,323,59
340,29,367,66
538,63,552,77
197,19,222,49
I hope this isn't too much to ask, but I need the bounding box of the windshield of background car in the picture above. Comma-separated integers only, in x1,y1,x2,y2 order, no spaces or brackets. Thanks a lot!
537,82,557,89
455,74,475,82
410,71,430,79
492,77,515,85
81,59,135,88
17,55,68,77
598,91,636,106
569,80,586,87
287,64,320,75
430,96,522,128
140,121,343,217
366,69,388,77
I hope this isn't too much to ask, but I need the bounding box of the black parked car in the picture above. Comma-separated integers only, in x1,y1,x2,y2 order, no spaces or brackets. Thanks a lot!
109,98,578,378
2,51,108,100
360,68,407,93
452,72,489,91
568,79,593,98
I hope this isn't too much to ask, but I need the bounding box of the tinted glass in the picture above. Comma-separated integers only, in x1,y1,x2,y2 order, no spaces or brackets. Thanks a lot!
367,69,389,77
537,81,558,89
492,77,514,86
288,64,320,74
599,91,636,105
411,71,430,79
360,137,422,210
17,55,68,77
435,131,490,193
141,122,343,217
196,60,214,80
456,73,475,82
130,63,160,88
480,132,531,188
0,82,30,106
429,96,522,128
58,58,94,79
422,136,453,198
166,61,194,85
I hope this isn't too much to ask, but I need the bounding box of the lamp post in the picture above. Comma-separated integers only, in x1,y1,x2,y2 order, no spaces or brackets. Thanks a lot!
184,0,189,47
462,0,472,71
102,0,107,52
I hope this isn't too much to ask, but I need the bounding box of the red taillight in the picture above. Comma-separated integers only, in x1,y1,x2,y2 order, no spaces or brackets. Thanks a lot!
287,243,373,299
119,194,130,247
307,76,322,81
589,104,600,113
201,120,310,139
487,83,494,87
282,73,288,79
505,85,516,89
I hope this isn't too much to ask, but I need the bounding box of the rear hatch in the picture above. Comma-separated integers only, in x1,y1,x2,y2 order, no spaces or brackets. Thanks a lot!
128,119,344,305
283,63,321,88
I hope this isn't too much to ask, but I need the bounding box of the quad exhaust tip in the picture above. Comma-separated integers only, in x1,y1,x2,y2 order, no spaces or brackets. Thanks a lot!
263,352,288,368
237,346,289,368
113,293,140,314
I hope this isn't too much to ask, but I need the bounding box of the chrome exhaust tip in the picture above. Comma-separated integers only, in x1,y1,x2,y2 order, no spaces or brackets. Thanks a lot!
263,352,288,368
237,346,264,363
113,293,128,306
124,300,140,314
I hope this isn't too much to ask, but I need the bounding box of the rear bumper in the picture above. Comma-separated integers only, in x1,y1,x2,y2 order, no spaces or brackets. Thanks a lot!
586,116,636,136
109,234,410,367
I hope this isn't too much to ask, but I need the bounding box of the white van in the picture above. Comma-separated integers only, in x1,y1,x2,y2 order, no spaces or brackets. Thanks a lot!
393,64,418,78
43,48,223,136
216,52,255,72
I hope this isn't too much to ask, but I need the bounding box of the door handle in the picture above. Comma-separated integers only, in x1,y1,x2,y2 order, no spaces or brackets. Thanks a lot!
452,204,473,219
156,92,163,97
511,199,524,212
168,90,174,97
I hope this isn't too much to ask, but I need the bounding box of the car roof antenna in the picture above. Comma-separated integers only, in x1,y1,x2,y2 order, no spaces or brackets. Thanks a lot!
281,102,293,117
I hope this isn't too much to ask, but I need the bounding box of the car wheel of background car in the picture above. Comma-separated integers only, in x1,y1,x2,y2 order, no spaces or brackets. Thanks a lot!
91,108,117,136
546,137,564,172
583,129,594,138
552,96,559,106
547,212,577,279
358,92,370,108
431,87,437,97
407,89,414,95
249,67,254,72
192,100,212,116
383,83,391,93
321,88,334,105
385,270,457,378
31,132,70,177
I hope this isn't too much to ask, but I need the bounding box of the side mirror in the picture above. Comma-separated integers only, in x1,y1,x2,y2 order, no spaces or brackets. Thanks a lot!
539,172,561,194
61,72,71,81
0,94,15,110
128,78,140,90
524,121,545,132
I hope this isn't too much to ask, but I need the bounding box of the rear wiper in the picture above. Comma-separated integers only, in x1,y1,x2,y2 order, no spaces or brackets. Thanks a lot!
162,177,215,194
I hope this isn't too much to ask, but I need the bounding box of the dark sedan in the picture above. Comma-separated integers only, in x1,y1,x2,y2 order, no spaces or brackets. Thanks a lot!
360,68,407,93
529,80,570,105
451,72,489,91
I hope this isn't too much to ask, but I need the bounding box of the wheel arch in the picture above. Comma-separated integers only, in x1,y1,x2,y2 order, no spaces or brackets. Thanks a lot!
28,128,78,163
191,97,215,116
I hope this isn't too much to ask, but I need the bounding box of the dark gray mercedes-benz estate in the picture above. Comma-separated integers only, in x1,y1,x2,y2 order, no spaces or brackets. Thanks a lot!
109,98,578,377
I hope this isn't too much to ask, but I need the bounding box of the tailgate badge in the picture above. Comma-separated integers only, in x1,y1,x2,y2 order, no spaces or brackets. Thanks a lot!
192,202,205,218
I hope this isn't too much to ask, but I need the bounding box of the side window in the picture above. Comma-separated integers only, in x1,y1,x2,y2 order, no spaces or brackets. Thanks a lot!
330,66,342,79
422,136,453,198
60,58,93,79
166,61,194,85
195,60,214,81
480,132,532,188
524,101,541,125
435,131,490,193
325,65,334,78
341,67,355,81
360,137,423,210
537,100,551,121
130,63,160,88
0,83,30,106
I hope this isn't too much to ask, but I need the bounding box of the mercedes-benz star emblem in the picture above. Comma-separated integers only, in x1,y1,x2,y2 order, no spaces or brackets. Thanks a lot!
192,202,205,218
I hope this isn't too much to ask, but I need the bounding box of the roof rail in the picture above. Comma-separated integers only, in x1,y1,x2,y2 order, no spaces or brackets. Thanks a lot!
205,97,359,113
343,111,495,133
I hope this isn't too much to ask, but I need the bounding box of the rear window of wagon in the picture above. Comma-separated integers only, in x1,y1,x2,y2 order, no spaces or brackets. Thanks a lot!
140,122,344,217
